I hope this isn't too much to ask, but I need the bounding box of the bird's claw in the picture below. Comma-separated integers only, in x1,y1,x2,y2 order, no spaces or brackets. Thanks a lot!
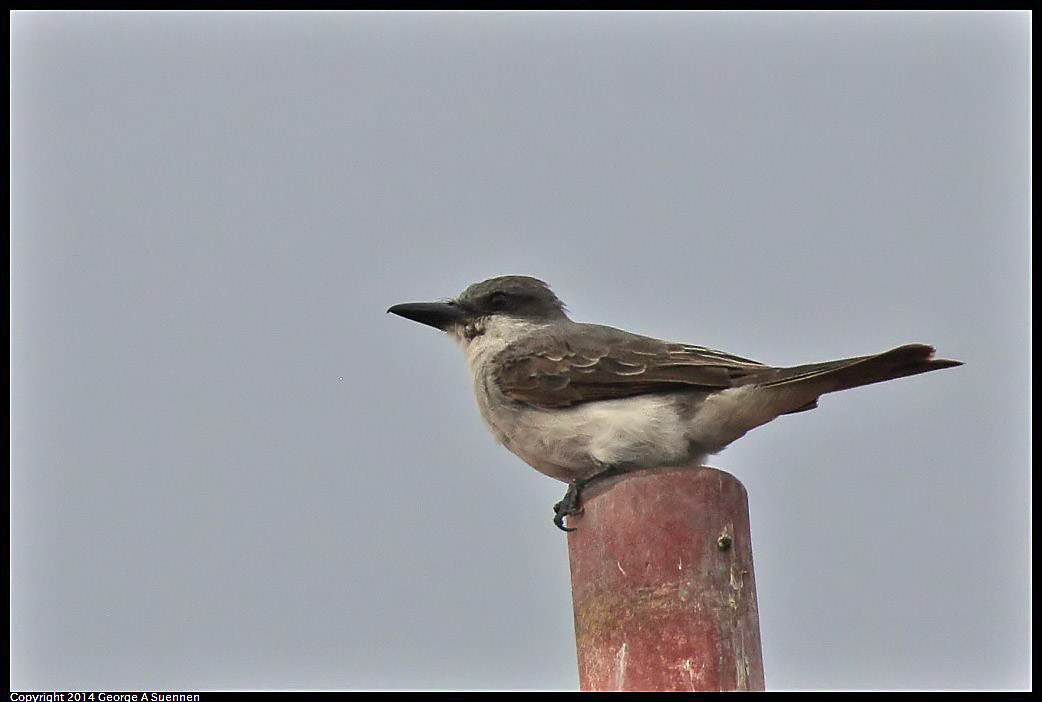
553,480,586,532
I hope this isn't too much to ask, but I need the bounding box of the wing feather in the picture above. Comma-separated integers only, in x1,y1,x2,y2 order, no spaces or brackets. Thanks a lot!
493,324,771,409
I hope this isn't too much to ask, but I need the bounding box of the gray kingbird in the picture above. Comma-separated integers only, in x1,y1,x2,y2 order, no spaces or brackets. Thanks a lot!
388,275,961,531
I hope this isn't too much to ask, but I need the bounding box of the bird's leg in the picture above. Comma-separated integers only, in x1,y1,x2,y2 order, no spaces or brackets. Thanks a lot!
552,463,629,532
552,479,587,532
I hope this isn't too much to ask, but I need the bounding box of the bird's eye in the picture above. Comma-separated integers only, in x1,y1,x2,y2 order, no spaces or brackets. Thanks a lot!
487,291,509,309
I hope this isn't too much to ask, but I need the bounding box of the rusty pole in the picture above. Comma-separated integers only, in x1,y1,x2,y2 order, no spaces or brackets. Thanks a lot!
565,465,765,692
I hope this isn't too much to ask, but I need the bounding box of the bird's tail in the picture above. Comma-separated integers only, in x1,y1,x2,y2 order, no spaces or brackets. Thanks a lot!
760,344,962,413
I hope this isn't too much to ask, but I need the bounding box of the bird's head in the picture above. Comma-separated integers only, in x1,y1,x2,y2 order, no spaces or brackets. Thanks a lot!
388,275,568,340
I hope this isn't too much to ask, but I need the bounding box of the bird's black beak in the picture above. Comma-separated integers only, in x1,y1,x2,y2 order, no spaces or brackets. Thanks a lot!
387,301,467,331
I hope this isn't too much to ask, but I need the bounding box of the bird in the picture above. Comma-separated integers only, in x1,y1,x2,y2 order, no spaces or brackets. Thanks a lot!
388,275,961,531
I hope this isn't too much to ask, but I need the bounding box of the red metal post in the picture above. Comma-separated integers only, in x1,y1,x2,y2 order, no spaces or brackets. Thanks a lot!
565,466,765,692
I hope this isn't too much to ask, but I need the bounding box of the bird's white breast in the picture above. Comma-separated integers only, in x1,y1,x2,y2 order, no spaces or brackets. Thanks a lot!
453,317,698,481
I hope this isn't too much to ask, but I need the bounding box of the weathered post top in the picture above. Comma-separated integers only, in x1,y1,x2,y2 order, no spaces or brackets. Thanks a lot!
565,465,765,692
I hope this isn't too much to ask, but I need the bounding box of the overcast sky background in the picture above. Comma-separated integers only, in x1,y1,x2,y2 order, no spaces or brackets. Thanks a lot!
10,11,1030,691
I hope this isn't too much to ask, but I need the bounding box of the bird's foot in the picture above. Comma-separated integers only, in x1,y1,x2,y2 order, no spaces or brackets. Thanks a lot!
553,479,587,532
552,464,629,532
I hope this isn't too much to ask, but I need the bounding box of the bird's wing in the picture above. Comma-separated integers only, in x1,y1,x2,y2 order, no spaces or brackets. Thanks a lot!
492,323,771,409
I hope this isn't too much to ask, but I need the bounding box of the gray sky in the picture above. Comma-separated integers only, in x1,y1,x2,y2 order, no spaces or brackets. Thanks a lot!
10,11,1030,691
